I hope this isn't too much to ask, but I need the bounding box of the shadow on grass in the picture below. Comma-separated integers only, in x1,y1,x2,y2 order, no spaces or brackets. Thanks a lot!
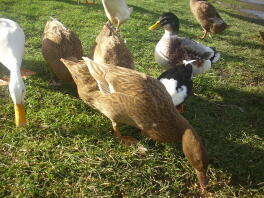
186,86,264,189
221,9,264,26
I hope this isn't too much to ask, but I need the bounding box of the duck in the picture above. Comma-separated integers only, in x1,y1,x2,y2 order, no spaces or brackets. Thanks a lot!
102,0,133,29
42,18,83,84
158,61,193,113
190,0,228,39
0,18,27,127
149,12,220,75
90,22,134,69
63,56,209,190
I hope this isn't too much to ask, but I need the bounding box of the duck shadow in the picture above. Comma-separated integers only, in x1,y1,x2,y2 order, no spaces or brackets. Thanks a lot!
183,85,264,189
22,58,79,98
221,9,264,26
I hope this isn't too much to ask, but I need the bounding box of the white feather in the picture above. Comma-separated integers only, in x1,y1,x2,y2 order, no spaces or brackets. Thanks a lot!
191,60,211,75
102,0,133,26
160,78,187,106
0,18,25,104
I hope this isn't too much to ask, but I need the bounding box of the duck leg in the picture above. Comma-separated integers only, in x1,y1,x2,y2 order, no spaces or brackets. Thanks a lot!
182,129,208,191
200,29,208,39
111,121,138,146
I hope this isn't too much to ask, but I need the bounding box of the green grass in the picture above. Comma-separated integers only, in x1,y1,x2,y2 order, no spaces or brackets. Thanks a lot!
1,0,264,197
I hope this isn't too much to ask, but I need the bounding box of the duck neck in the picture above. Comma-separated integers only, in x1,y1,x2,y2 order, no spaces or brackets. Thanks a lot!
10,69,22,82
164,29,178,36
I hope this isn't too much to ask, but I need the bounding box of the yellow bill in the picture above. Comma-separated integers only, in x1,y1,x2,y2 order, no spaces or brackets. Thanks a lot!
15,104,27,127
149,21,161,30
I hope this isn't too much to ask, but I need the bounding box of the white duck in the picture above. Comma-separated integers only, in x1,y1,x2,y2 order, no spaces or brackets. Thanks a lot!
0,18,26,127
102,0,133,29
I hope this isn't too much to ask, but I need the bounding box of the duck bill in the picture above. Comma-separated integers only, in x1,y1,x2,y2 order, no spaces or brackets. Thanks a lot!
14,104,27,127
149,21,161,30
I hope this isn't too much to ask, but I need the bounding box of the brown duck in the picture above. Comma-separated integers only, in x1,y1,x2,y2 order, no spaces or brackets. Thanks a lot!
190,0,228,38
62,56,209,190
91,23,134,69
42,18,83,83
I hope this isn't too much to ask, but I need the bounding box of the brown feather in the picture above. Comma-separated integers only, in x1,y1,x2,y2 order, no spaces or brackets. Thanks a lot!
190,0,228,37
82,58,209,189
90,23,134,69
42,19,83,82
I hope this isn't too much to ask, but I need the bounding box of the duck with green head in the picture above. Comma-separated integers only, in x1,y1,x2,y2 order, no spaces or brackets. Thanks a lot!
149,12,220,75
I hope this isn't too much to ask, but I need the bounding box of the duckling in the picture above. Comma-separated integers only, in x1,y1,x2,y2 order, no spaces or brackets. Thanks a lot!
42,18,83,84
158,61,193,113
63,56,209,190
91,23,134,69
0,18,27,127
102,0,133,29
190,0,228,39
149,12,220,75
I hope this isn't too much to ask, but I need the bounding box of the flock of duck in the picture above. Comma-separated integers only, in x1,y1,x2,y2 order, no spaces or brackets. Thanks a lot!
0,0,229,192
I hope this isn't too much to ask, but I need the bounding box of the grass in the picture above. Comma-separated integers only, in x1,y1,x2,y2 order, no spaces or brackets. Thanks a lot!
0,0,264,197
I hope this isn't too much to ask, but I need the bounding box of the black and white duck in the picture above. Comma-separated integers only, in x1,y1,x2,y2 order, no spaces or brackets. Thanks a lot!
158,61,194,113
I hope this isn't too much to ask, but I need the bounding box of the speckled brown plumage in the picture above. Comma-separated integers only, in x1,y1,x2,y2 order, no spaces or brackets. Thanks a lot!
42,18,83,82
190,0,228,38
76,57,208,190
90,23,134,69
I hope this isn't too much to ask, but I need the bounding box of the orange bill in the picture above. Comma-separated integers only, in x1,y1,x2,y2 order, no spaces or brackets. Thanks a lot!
21,68,36,79
15,104,27,127
0,78,9,86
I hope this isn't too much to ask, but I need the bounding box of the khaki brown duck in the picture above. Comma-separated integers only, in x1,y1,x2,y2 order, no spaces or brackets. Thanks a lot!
102,0,133,29
149,12,220,75
91,23,134,69
190,0,228,39
62,56,209,190
42,18,83,84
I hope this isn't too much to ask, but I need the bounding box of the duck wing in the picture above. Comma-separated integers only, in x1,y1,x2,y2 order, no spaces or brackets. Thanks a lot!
176,36,214,60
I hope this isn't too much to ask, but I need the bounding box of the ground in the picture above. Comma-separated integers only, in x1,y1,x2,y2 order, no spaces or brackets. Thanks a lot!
0,0,263,197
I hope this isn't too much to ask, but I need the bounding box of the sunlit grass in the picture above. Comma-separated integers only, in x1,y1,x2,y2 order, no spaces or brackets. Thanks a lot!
0,0,263,197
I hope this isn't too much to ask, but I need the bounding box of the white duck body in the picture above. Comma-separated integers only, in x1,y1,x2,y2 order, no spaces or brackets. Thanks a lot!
102,0,133,27
155,30,220,75
0,18,26,127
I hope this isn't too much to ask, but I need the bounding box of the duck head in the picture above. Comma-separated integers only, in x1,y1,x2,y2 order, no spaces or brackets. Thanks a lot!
149,12,180,34
9,71,26,127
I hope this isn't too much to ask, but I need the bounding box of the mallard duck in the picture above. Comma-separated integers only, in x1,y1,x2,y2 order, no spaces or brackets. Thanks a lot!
190,0,228,39
260,31,264,43
63,56,209,190
102,0,133,29
42,18,83,84
149,12,220,75
91,23,134,69
158,61,193,113
0,18,27,127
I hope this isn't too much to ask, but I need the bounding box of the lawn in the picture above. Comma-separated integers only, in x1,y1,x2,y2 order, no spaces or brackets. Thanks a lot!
0,0,264,197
